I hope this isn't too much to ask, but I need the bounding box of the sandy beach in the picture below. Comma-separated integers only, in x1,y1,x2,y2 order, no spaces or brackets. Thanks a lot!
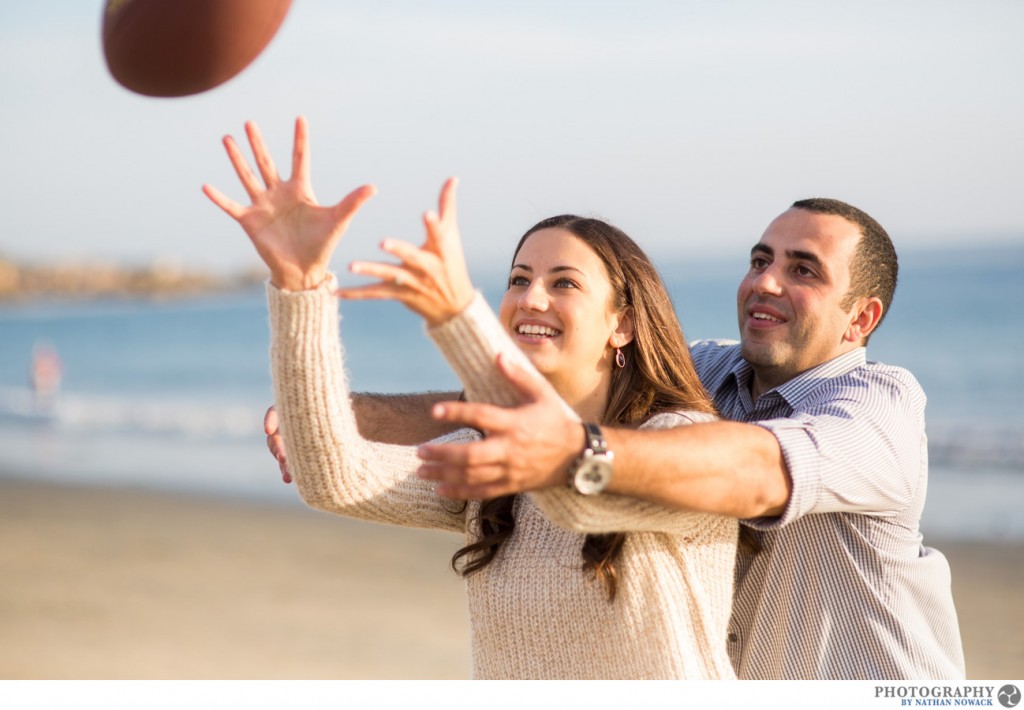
1,477,1020,680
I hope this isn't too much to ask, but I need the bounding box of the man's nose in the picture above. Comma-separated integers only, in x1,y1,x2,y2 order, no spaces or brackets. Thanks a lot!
751,265,783,295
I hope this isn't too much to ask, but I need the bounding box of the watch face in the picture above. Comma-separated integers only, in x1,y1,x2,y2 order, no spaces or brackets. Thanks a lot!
574,456,612,495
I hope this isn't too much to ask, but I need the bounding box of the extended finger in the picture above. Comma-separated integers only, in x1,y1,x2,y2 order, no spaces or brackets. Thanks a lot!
266,434,291,483
264,406,279,436
416,459,507,485
435,482,515,500
422,210,445,253
349,260,414,288
223,134,263,201
267,432,286,460
201,184,246,220
266,419,287,455
330,184,377,226
437,177,459,223
292,116,310,187
416,433,512,468
428,400,518,434
245,120,279,188
495,352,561,406
380,239,442,276
336,283,420,304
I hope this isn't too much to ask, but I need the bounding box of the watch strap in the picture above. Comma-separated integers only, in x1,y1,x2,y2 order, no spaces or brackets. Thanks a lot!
582,422,607,455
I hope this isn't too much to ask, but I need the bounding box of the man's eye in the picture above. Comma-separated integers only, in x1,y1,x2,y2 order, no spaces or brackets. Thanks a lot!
751,257,769,269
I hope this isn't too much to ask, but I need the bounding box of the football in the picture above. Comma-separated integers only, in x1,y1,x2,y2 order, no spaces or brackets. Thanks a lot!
101,0,293,98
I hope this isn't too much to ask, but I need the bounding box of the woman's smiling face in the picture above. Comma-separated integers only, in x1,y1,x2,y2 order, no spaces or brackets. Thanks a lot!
499,228,630,400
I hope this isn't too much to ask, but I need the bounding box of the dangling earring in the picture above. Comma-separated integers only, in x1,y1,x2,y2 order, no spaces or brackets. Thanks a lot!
615,347,626,369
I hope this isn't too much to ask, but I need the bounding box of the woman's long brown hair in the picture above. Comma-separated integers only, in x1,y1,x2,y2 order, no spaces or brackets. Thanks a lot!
451,215,716,600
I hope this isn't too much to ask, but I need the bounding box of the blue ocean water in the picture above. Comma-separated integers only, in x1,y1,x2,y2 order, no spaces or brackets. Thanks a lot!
1,243,1021,540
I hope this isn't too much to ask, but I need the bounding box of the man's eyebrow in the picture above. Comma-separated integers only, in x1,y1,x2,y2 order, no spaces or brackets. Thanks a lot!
787,249,824,269
750,244,825,269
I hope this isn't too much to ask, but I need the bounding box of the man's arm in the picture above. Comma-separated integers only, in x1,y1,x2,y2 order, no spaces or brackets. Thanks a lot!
416,356,791,518
601,422,790,518
265,391,461,484
351,391,462,444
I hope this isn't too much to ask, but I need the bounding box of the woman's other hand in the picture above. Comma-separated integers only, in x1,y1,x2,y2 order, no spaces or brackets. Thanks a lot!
202,116,376,292
341,177,474,326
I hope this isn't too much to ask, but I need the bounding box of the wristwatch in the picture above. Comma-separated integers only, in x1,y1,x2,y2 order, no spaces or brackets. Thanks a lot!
568,422,614,495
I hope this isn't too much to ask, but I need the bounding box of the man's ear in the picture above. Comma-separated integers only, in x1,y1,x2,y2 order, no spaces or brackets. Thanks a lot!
609,307,635,348
845,297,883,344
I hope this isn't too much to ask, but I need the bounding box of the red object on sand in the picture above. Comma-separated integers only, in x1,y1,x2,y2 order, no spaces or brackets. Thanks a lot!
101,0,293,97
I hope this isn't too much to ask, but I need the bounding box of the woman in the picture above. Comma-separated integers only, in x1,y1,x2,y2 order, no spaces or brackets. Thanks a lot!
204,117,737,679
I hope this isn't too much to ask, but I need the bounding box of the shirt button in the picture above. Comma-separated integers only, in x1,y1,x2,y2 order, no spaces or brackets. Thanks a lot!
727,633,739,643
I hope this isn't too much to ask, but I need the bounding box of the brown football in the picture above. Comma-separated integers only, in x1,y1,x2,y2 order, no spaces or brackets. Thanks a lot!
101,0,293,98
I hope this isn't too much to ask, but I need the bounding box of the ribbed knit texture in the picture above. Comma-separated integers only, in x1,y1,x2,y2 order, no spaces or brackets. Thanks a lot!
268,281,738,679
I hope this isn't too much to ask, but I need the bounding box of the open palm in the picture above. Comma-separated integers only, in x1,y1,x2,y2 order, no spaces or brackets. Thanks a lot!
339,177,474,326
203,117,375,291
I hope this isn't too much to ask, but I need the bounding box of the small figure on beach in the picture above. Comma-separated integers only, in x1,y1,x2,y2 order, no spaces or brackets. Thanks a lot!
205,117,739,679
30,341,62,409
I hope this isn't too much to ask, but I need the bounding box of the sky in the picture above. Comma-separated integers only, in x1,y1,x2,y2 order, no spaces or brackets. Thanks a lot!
1,0,1022,280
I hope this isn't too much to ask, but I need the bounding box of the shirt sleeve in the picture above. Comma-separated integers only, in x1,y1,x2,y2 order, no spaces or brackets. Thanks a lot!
747,366,928,529
267,277,468,534
527,411,737,538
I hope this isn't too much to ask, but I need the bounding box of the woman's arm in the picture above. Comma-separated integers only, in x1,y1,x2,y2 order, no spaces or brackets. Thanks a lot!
269,278,467,532
204,117,465,532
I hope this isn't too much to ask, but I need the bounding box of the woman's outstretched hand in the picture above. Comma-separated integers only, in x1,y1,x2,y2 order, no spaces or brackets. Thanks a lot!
340,177,474,326
202,116,376,292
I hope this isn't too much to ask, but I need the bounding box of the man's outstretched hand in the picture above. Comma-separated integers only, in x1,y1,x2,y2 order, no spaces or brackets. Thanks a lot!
264,406,292,484
415,354,584,499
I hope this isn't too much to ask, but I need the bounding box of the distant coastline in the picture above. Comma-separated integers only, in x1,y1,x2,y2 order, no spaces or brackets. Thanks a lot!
0,255,265,303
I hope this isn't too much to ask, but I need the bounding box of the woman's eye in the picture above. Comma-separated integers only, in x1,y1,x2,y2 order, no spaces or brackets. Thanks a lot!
508,275,529,287
554,278,578,289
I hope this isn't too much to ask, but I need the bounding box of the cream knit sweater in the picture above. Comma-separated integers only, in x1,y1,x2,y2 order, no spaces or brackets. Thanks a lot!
267,279,738,680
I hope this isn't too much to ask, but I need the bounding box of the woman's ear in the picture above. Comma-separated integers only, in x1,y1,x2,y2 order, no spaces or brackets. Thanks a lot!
609,307,635,348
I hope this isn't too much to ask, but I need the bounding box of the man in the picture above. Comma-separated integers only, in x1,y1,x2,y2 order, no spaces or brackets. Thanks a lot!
267,198,965,679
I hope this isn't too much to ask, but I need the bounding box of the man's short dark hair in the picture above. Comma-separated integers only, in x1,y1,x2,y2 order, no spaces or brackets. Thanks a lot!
792,198,898,339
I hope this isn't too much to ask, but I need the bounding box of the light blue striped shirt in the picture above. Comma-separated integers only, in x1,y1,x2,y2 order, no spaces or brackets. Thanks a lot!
691,340,965,680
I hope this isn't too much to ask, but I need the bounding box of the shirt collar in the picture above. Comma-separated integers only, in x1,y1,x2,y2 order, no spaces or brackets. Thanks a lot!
723,347,868,408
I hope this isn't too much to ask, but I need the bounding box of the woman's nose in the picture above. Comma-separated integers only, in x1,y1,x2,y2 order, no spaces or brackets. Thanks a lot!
519,280,549,311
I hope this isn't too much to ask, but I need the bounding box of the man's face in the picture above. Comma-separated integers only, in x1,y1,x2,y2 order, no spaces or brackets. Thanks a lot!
736,208,864,396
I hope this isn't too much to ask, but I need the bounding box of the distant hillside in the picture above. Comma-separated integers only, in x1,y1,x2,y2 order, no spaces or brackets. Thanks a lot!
0,256,265,303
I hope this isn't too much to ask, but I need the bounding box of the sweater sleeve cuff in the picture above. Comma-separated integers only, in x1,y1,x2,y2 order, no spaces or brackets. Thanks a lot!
266,274,342,356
